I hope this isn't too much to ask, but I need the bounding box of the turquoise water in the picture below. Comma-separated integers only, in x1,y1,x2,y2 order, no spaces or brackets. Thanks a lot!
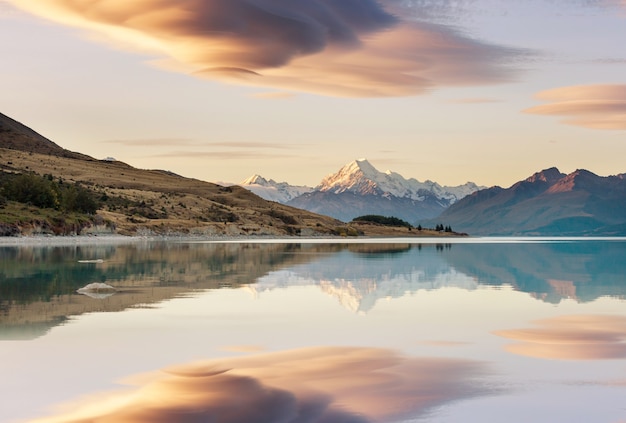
1,238,625,422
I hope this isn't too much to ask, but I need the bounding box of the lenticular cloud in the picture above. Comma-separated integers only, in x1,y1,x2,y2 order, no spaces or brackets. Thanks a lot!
9,0,526,96
524,84,626,130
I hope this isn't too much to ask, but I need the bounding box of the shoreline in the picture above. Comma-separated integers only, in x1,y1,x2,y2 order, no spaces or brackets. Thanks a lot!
2,234,625,247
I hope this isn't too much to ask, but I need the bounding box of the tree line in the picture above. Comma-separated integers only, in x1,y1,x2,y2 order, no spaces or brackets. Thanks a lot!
352,215,454,232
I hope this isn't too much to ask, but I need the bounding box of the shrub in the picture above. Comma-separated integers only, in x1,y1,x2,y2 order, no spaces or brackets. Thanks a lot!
352,215,412,228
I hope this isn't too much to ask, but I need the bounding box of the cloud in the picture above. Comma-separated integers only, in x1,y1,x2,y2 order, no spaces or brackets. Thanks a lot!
0,0,17,15
104,138,294,149
494,315,626,360
524,84,626,130
27,346,491,423
102,138,196,146
8,0,527,97
147,150,299,160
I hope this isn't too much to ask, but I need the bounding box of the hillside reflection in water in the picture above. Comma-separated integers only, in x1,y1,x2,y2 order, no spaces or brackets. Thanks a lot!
1,239,625,423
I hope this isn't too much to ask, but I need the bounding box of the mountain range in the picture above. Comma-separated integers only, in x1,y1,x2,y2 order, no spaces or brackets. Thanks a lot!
4,111,624,237
428,167,626,236
239,174,313,203
240,160,626,236
240,159,484,223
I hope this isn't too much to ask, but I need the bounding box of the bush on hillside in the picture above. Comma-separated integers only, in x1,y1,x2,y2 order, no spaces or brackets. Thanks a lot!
351,215,412,228
1,172,99,214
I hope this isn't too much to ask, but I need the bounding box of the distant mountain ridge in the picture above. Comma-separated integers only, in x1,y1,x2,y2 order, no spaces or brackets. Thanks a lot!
239,174,313,203
240,159,484,223
315,159,480,203
430,167,626,236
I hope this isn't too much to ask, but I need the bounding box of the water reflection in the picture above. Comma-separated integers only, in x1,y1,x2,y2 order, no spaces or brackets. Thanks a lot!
27,347,490,423
2,240,626,338
495,314,626,360
0,242,338,339
1,239,626,423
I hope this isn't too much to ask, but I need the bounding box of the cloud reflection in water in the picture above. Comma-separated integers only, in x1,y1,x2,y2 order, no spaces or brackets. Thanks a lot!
495,315,626,360
28,347,490,423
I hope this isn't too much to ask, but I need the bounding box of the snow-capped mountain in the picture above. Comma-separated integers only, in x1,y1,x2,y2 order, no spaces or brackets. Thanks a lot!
317,159,482,204
239,174,313,203
287,159,484,223
239,159,484,223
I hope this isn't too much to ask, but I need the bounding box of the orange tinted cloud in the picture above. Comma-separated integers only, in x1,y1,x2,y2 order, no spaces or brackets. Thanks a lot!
8,0,526,97
28,347,489,423
494,315,626,360
524,84,626,130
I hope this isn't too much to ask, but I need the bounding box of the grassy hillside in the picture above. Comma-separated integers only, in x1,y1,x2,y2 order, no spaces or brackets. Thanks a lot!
1,112,457,238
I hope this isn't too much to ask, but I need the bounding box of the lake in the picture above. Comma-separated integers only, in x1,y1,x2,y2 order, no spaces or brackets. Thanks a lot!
1,238,626,423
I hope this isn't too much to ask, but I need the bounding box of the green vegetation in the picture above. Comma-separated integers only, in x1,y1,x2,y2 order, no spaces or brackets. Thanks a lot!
352,215,413,228
1,172,99,214
0,172,107,235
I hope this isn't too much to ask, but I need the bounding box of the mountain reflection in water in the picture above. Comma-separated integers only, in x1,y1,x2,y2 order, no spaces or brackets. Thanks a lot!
2,240,626,337
1,239,626,423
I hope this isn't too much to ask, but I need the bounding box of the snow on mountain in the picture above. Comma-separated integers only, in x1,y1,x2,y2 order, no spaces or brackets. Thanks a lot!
239,174,313,203
317,159,483,204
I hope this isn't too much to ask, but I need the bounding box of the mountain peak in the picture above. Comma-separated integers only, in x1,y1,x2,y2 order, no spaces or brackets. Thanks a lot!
238,175,313,203
315,159,484,205
525,167,565,184
240,174,269,186
547,168,602,193
318,159,382,195
343,159,378,176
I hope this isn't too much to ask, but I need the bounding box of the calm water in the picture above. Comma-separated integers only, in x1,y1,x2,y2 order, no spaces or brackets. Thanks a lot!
1,238,626,423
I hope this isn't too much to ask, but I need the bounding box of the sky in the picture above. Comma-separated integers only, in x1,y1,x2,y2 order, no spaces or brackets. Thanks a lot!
1,0,625,188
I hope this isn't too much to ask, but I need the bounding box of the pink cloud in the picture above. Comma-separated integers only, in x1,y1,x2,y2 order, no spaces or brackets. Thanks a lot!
524,84,626,130
8,0,526,97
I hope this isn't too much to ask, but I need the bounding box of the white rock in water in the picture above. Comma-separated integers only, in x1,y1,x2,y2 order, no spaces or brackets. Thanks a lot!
77,283,116,299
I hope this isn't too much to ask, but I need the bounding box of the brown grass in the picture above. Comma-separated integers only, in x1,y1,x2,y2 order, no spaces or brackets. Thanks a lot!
1,148,464,238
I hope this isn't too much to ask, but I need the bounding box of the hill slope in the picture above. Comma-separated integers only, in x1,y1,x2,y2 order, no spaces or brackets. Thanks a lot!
0,112,89,159
430,167,626,236
1,112,455,237
0,112,345,236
